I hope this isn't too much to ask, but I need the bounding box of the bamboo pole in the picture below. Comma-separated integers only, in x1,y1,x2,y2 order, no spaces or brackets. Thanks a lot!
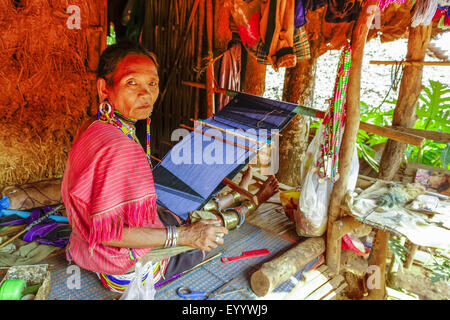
388,126,450,143
179,124,263,154
370,60,450,66
368,24,433,301
326,1,378,277
195,0,205,120
205,0,215,117
359,122,425,147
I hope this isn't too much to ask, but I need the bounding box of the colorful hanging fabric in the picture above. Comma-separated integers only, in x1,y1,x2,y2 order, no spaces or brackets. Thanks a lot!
378,0,407,12
295,0,307,28
411,0,439,27
304,0,327,11
433,4,450,28
316,45,352,184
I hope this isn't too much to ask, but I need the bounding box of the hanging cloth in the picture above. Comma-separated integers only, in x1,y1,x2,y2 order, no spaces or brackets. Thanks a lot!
325,0,362,23
245,26,311,68
217,42,242,111
259,0,297,70
304,0,328,11
295,0,307,28
378,0,407,12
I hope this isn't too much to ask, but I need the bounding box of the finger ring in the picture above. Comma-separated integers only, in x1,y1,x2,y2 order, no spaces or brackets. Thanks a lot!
215,235,220,243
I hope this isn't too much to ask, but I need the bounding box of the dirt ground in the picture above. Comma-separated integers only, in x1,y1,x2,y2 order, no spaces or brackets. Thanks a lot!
395,264,450,300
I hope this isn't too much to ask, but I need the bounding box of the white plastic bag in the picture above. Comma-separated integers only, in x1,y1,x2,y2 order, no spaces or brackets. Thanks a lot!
297,125,359,237
120,261,156,300
297,124,329,237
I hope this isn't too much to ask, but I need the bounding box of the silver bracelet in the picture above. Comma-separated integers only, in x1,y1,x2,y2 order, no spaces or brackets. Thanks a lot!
164,225,178,248
164,226,172,248
172,226,178,248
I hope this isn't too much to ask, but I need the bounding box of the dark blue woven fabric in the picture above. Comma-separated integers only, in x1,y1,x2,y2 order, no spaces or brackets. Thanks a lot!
153,93,298,220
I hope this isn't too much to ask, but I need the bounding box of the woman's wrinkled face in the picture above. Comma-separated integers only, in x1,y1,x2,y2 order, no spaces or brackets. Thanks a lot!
103,54,159,120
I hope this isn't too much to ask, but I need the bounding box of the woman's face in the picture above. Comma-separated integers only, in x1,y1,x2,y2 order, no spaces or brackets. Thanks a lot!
100,54,159,120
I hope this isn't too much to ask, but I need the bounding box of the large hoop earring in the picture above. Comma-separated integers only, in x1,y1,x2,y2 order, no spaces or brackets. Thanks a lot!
98,100,113,123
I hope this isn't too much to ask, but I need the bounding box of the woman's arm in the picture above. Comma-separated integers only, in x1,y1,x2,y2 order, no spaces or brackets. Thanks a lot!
103,219,228,252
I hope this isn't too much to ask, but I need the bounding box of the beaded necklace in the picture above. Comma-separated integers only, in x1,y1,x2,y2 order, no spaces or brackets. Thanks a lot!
98,107,152,168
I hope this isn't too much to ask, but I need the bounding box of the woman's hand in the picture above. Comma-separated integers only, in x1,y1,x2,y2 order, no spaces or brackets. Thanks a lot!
178,220,229,252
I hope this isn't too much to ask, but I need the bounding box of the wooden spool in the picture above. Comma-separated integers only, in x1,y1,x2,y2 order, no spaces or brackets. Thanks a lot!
250,237,325,297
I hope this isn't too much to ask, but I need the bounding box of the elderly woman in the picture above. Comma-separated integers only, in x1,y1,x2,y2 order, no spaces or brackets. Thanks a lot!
62,40,278,293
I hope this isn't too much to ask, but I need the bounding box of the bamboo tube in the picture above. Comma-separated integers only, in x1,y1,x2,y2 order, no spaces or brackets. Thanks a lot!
370,60,450,66
326,1,378,277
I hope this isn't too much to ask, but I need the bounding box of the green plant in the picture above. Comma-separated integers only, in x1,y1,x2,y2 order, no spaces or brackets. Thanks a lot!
107,24,117,45
388,236,409,269
408,80,450,169
358,80,450,171
427,249,450,284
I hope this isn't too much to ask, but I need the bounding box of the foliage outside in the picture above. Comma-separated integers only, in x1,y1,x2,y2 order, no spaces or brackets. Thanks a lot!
357,80,450,172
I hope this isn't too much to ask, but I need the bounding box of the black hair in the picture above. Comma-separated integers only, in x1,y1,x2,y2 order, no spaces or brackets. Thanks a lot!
96,40,158,86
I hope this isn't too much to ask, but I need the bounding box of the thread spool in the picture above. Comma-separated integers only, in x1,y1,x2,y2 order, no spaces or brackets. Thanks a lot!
0,279,27,300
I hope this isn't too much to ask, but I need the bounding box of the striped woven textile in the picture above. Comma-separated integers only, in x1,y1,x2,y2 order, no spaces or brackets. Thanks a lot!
246,27,311,65
61,120,167,275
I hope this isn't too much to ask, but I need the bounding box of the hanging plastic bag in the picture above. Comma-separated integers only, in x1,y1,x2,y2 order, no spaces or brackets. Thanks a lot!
296,125,359,237
224,0,262,47
120,261,156,300
296,124,330,237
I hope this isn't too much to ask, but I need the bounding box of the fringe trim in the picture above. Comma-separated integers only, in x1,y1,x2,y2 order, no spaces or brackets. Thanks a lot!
89,195,157,251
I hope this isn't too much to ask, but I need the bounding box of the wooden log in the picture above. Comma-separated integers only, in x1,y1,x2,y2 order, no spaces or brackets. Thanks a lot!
326,0,378,276
370,60,450,66
250,237,325,296
368,24,432,301
388,126,450,143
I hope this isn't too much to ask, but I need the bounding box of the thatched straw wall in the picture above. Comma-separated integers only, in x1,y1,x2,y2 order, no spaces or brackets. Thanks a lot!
0,0,105,191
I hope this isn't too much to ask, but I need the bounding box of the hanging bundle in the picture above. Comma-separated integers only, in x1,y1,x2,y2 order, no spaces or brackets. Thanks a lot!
411,0,439,27
378,0,408,12
315,45,352,184
433,3,450,28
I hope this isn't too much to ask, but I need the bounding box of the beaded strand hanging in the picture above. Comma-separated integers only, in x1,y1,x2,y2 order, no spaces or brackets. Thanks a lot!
315,44,352,184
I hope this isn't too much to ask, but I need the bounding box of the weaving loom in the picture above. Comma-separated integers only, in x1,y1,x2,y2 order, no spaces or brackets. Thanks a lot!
153,93,299,220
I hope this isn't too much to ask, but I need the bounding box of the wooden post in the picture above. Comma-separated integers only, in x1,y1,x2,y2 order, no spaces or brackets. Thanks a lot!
276,8,325,187
367,24,432,301
205,0,215,117
404,242,419,269
326,1,378,276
